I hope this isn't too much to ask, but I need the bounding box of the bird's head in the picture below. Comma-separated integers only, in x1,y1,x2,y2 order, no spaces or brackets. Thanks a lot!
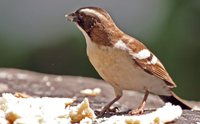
66,7,114,32
65,7,123,46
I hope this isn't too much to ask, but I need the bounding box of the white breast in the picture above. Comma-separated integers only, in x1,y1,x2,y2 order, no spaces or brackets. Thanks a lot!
77,25,171,96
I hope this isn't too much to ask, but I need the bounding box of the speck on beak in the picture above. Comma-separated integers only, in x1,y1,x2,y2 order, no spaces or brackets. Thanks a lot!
65,13,78,22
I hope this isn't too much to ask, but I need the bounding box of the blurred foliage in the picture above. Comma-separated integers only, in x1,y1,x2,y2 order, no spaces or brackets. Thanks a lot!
152,0,200,100
28,35,98,78
0,0,199,100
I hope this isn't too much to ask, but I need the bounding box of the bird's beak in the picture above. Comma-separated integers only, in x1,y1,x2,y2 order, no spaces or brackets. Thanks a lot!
65,12,78,22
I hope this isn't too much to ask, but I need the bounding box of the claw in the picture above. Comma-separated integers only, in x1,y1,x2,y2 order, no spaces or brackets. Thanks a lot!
129,108,144,115
107,106,119,113
95,106,119,117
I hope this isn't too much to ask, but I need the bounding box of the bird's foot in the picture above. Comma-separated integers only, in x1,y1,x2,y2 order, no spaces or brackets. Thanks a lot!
95,106,119,117
129,107,144,115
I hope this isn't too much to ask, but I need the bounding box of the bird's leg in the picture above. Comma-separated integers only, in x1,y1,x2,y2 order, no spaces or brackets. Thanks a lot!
98,95,121,117
130,90,149,115
95,87,122,117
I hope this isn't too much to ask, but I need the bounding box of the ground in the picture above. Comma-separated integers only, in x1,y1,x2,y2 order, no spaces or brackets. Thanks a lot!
0,68,200,123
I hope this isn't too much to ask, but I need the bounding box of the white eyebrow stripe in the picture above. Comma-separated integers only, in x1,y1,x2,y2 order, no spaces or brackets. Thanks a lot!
80,8,106,19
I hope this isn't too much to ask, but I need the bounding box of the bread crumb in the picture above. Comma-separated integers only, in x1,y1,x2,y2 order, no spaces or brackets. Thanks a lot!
80,117,93,124
0,93,95,124
80,88,101,96
0,93,183,124
99,103,182,124
69,98,96,123
14,92,31,98
6,111,21,123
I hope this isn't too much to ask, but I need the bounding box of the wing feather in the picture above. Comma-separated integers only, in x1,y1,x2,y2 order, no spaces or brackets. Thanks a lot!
119,36,176,88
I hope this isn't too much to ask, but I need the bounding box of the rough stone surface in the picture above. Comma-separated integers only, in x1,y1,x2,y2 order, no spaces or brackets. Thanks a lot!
0,68,199,123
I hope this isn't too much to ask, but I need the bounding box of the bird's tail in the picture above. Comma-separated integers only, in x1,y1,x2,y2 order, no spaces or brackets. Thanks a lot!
159,91,192,109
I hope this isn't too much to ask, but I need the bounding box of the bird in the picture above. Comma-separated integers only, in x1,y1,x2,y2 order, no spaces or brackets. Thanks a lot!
65,6,192,116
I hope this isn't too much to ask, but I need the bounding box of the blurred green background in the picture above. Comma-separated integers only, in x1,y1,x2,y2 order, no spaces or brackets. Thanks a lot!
0,0,199,100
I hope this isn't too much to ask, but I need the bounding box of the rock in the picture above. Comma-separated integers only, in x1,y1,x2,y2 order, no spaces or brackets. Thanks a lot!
0,68,199,124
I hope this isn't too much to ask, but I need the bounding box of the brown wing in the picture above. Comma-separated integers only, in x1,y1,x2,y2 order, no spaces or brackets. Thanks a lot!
121,36,176,88
134,57,176,88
